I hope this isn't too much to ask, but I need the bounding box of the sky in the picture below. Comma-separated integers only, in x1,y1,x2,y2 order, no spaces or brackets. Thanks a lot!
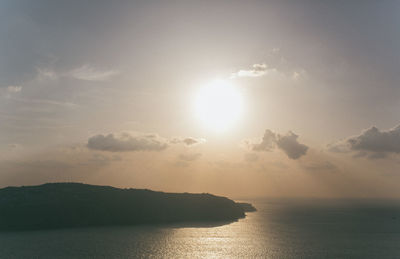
1,0,400,198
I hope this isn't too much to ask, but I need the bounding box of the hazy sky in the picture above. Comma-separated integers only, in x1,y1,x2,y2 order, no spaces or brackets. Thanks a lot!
2,0,400,198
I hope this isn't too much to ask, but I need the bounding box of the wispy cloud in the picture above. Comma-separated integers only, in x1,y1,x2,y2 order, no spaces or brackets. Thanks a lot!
36,67,58,81
244,153,258,163
231,63,271,78
36,64,120,82
0,85,22,97
231,63,306,81
178,153,202,161
231,48,307,80
7,86,22,93
68,65,120,82
10,97,78,108
302,161,338,172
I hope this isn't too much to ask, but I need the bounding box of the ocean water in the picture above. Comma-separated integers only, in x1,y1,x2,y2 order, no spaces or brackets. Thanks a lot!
1,198,400,258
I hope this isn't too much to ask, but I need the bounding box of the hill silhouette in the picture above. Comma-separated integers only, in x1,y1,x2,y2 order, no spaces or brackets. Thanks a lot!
0,183,255,231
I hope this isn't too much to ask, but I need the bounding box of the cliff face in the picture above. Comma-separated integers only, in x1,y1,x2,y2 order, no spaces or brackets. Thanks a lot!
0,183,250,231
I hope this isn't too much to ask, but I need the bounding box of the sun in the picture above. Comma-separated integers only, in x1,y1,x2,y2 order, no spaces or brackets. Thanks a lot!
194,79,244,132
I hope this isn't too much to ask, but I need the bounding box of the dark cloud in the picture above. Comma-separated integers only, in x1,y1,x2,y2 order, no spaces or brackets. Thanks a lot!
178,153,202,162
251,129,308,159
87,132,168,152
329,125,400,159
276,132,309,160
348,126,400,154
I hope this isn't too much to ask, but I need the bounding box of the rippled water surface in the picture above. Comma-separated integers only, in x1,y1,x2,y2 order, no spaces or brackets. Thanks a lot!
1,199,400,258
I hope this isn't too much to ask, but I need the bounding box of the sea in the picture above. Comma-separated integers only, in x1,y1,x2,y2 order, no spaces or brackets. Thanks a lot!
1,198,400,258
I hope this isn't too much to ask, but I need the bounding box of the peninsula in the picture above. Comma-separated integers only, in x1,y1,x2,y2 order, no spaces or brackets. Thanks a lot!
0,183,255,231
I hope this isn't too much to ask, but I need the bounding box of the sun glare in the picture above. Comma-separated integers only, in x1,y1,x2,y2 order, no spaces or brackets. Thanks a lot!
194,79,244,132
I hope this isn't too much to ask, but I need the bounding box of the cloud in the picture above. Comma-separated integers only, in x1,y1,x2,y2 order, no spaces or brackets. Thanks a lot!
348,126,400,153
230,49,307,81
36,67,58,80
330,124,400,159
10,97,78,108
182,138,201,146
302,161,338,172
87,132,168,152
87,132,206,153
213,160,245,169
250,129,308,159
173,161,190,168
36,65,119,82
0,85,22,97
244,153,258,162
178,153,202,161
170,137,206,146
89,153,122,166
291,69,307,81
9,160,74,170
276,132,309,159
231,63,307,81
8,144,19,150
7,86,22,93
327,141,350,153
253,129,276,151
68,65,119,81
232,63,270,78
